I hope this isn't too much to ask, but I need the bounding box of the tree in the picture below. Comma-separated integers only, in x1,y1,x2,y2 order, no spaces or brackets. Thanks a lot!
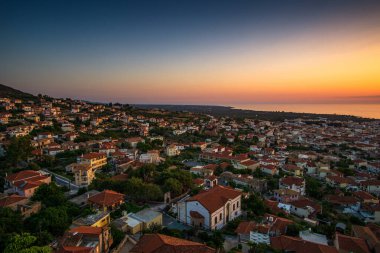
233,145,249,155
157,169,193,191
25,207,70,236
142,183,163,201
6,136,33,165
244,194,267,218
212,231,225,253
247,242,271,253
163,178,183,196
305,176,323,200
32,183,66,207
136,142,152,152
110,225,124,248
4,233,51,253
138,164,156,182
0,207,24,252
285,223,301,236
151,139,163,148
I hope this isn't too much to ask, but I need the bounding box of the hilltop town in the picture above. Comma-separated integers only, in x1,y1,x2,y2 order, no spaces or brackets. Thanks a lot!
1,86,380,253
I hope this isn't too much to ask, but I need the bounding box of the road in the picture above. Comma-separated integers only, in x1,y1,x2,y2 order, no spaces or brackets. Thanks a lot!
42,169,79,192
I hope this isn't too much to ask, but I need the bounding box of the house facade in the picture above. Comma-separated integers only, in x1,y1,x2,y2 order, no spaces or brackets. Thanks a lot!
78,152,107,171
177,185,242,230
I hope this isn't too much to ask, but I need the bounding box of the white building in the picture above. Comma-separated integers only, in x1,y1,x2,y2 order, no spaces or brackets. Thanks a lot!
177,185,242,230
279,176,306,196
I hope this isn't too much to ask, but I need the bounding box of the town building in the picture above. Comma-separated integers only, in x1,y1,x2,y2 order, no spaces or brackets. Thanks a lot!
177,185,242,230
130,234,215,253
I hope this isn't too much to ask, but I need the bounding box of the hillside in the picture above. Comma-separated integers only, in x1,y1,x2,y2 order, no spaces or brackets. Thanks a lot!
0,84,36,100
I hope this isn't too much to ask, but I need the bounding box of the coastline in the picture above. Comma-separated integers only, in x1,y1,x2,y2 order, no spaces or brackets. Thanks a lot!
133,104,379,122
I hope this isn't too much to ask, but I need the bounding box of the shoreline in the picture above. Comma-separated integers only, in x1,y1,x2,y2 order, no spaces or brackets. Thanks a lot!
133,104,379,122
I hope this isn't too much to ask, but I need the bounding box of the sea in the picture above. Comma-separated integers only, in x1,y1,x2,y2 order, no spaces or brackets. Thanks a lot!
229,104,380,119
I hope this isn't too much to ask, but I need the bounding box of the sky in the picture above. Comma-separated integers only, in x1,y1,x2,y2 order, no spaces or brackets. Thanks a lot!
1,0,380,105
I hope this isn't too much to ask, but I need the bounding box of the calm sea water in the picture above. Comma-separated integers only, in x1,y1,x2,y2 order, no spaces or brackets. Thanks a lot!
229,104,380,119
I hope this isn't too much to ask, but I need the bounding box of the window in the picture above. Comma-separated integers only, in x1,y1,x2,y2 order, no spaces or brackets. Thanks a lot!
220,213,222,220
233,204,235,211
237,201,239,208
215,217,217,224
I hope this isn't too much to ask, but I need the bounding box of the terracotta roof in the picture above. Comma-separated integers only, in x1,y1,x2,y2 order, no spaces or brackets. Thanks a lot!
361,180,380,186
69,226,102,235
130,234,215,253
193,178,204,186
110,174,129,182
59,246,94,253
265,199,285,214
187,185,242,213
290,198,321,213
81,152,106,160
14,180,43,190
235,221,256,234
271,235,338,253
336,233,370,253
352,225,379,250
274,188,299,196
88,190,125,207
325,195,359,206
6,170,41,183
264,214,293,235
0,194,27,207
354,191,378,201
72,164,92,172
280,176,304,186
241,160,259,166
326,175,355,185
284,164,301,171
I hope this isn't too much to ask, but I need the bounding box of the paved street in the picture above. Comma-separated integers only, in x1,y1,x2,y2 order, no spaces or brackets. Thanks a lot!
42,169,79,193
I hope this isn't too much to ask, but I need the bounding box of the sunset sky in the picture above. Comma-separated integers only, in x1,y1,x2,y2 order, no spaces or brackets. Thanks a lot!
1,0,380,104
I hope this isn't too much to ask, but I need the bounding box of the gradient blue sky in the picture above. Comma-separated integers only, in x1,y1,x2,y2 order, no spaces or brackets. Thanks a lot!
1,0,380,104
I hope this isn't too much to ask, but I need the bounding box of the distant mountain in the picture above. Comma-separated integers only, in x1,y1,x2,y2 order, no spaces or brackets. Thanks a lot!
0,84,36,99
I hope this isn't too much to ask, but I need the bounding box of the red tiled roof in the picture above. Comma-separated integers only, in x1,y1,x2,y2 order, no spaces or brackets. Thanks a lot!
81,152,106,160
6,170,41,182
325,195,359,206
361,180,380,187
59,246,94,253
290,198,321,213
264,214,293,235
193,178,204,186
280,176,304,186
241,160,259,166
88,190,125,207
353,191,377,200
271,235,338,253
14,180,42,190
235,221,256,234
284,164,301,171
110,174,129,182
351,225,379,250
187,185,241,213
0,194,27,207
326,175,355,185
336,233,370,253
130,234,215,253
265,199,285,214
70,226,102,235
